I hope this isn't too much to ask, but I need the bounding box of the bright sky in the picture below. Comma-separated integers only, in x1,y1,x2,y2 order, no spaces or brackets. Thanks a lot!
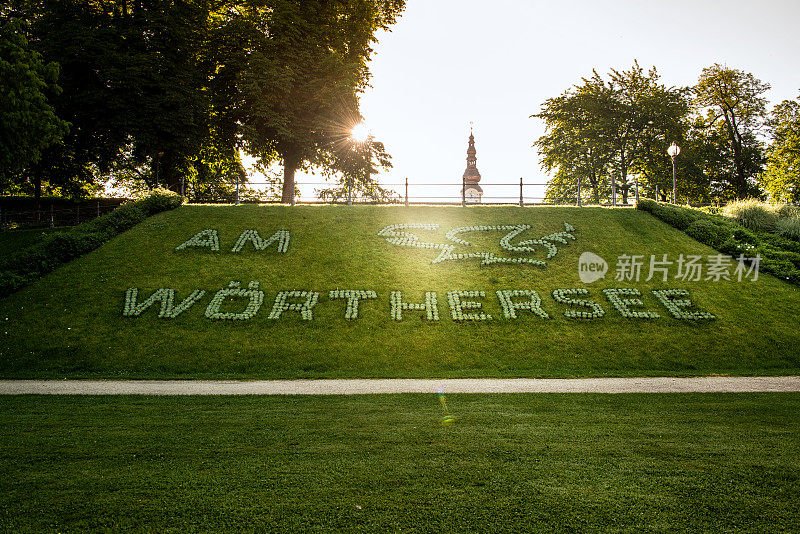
277,0,800,202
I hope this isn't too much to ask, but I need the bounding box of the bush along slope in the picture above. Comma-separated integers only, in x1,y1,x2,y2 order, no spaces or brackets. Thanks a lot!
637,199,800,285
0,189,182,297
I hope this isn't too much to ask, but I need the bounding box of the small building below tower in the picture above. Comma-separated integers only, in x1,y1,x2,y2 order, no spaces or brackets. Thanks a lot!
462,127,483,204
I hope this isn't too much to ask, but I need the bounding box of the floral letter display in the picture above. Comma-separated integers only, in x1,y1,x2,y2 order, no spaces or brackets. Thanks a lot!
552,289,605,319
496,290,550,319
651,289,715,320
329,290,377,319
175,229,290,253
377,222,576,267
231,230,290,253
175,230,219,251
123,286,715,323
602,288,660,319
268,291,319,320
123,218,719,326
124,288,206,318
204,281,264,320
447,291,492,321
390,291,439,321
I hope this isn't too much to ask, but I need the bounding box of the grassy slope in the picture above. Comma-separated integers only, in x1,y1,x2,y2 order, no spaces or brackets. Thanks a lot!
0,204,798,378
1,394,798,532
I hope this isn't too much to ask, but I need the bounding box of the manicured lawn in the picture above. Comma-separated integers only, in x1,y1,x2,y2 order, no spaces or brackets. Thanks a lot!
0,205,799,379
1,393,798,532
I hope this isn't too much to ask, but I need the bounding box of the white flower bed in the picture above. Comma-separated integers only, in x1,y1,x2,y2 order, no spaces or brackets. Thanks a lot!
390,291,439,321
447,291,492,321
231,229,290,253
650,289,716,320
551,288,605,319
496,290,550,319
602,288,660,319
123,288,206,318
122,285,717,323
204,281,264,320
175,229,290,253
377,222,576,266
175,229,219,251
268,291,319,321
329,289,377,319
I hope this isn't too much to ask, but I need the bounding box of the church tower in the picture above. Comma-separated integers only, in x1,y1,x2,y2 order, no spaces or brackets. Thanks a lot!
462,125,483,204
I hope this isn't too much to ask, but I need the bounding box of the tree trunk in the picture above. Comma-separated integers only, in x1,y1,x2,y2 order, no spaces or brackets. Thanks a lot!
589,171,600,204
34,173,42,222
733,146,748,199
281,152,298,203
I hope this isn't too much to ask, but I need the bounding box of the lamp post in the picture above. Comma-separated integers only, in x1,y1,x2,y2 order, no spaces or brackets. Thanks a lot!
667,142,680,203
350,122,370,206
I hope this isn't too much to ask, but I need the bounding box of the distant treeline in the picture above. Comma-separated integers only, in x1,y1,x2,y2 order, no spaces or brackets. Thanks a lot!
532,61,800,204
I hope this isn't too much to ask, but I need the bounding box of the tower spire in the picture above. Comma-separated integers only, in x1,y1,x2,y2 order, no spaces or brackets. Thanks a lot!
461,124,483,203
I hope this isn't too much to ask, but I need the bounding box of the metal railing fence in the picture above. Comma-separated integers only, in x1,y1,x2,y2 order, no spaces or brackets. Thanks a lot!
0,201,123,230
189,177,655,207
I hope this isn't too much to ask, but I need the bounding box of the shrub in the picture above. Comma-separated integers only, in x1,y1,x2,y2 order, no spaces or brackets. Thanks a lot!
137,188,183,215
777,203,800,219
654,205,694,230
775,217,800,241
722,199,780,232
637,198,800,286
685,219,732,248
0,189,183,298
636,199,657,212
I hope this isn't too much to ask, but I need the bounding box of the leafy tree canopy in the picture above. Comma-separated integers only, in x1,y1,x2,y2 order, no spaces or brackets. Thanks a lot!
0,18,68,194
763,92,800,202
693,64,770,199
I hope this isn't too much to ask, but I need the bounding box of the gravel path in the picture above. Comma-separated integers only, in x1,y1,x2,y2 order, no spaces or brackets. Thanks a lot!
1,376,799,395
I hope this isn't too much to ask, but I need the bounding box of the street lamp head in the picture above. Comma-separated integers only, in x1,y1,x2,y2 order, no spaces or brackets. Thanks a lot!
350,122,370,143
667,142,681,157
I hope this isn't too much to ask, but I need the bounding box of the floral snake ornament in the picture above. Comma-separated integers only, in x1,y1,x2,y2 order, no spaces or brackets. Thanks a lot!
376,222,576,266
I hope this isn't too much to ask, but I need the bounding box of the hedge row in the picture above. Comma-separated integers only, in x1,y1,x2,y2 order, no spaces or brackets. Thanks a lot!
636,199,800,285
0,189,182,298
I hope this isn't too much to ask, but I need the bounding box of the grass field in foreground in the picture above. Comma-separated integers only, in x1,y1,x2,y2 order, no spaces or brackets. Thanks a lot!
1,205,799,379
1,393,798,532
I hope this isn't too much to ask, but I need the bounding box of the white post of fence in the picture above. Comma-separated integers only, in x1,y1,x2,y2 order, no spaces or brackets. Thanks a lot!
519,177,524,207
235,175,240,205
405,178,409,206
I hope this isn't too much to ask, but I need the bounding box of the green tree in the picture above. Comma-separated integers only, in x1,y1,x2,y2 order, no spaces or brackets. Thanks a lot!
534,88,614,204
693,64,770,199
18,0,237,195
533,62,690,205
0,19,68,196
238,0,404,203
763,92,800,202
314,136,398,202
